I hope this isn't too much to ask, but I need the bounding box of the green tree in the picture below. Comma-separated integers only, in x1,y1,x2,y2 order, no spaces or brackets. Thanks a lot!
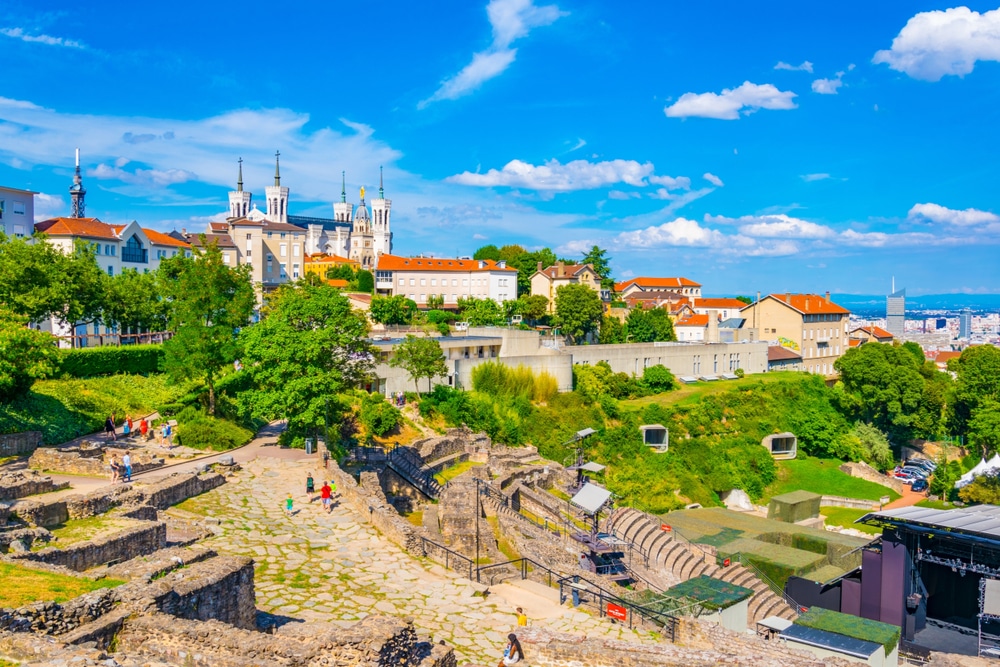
504,246,557,296
581,245,614,289
369,295,416,325
426,293,445,310
735,296,753,305
458,296,505,326
354,270,374,293
63,240,108,342
0,309,60,400
848,422,894,470
969,400,1000,457
359,393,401,438
0,232,69,322
949,345,1000,437
555,284,603,343
625,306,676,343
159,239,255,415
103,268,169,333
642,364,677,393
518,294,549,324
473,244,501,261
599,315,626,344
959,471,1000,505
498,244,528,262
239,283,374,438
389,335,448,392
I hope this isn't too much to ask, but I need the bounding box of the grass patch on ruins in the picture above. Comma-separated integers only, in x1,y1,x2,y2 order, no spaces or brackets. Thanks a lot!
37,516,138,550
433,460,478,486
405,510,424,527
763,456,900,503
0,374,183,445
819,507,882,535
0,563,124,608
486,516,521,561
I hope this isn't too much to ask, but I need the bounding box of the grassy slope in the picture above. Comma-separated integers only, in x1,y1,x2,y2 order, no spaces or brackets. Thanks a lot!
619,372,803,411
764,456,901,502
0,563,124,608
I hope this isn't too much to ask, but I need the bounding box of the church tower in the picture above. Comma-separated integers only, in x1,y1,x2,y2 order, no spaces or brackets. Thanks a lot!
350,186,375,269
264,151,289,223
70,148,86,218
228,158,252,218
370,166,393,257
333,171,353,223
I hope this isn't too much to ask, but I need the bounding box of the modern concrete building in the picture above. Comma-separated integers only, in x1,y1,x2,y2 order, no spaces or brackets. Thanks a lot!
0,185,36,238
530,262,604,314
374,255,517,307
959,308,972,339
886,287,905,338
741,293,850,375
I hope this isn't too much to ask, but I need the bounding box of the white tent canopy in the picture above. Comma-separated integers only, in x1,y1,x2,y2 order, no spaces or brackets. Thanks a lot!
956,458,991,489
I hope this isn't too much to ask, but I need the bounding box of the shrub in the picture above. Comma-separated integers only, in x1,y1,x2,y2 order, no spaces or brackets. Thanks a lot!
425,310,452,324
359,394,402,437
472,361,558,404
59,345,164,378
173,406,253,451
642,364,677,393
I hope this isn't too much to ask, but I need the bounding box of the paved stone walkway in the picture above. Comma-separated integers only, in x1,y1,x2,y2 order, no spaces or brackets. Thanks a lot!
171,457,659,665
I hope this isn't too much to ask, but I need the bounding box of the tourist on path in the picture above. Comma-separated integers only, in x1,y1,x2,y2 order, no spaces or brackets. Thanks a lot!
105,415,116,442
125,415,133,438
320,481,332,512
109,456,121,484
162,422,173,448
499,634,523,666
306,473,315,496
139,418,149,441
515,607,527,627
285,493,294,516
122,452,132,483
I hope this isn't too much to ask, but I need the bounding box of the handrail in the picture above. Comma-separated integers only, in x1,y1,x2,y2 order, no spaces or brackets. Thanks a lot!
420,537,474,580
556,574,678,641
727,551,804,612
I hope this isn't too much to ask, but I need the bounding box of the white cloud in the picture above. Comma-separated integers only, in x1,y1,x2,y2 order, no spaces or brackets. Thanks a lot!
664,82,797,120
0,27,84,49
775,61,814,73
801,173,831,182
33,193,65,221
473,233,489,240
908,202,1000,226
874,6,1000,81
420,0,566,107
838,229,938,248
812,76,843,94
557,239,597,256
648,174,691,190
608,190,640,200
447,158,653,191
616,217,726,248
703,172,724,187
90,163,196,186
707,213,835,239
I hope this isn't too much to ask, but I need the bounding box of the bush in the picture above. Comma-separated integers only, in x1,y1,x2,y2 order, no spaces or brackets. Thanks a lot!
642,364,677,393
472,362,558,404
425,310,452,324
359,394,401,438
59,345,163,378
173,406,253,451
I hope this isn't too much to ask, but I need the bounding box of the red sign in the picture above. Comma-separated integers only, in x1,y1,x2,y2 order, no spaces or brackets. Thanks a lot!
606,602,628,621
722,558,731,567
660,523,672,532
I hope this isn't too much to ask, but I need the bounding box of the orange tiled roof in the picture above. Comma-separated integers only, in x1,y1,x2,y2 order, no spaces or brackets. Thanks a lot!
852,325,894,339
376,254,516,273
110,224,190,248
757,293,850,315
326,279,349,288
848,339,863,348
676,314,709,327
615,276,701,291
694,298,748,309
209,222,229,232
35,217,117,240
305,253,356,264
537,263,592,279
933,350,962,363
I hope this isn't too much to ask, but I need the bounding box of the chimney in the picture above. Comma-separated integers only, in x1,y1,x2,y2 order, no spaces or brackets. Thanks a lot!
557,261,565,277
181,227,186,235
806,298,810,310
825,291,830,303
537,261,542,272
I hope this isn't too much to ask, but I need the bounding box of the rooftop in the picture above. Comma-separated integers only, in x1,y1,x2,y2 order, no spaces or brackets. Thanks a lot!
676,314,709,327
663,575,753,610
35,217,117,240
376,254,516,273
859,504,1000,541
615,276,701,291
852,325,894,339
694,297,748,309
750,293,850,316
536,263,593,279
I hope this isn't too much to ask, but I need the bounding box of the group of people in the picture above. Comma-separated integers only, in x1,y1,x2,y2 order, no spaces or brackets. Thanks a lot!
392,392,406,407
285,474,338,516
103,414,171,447
109,453,132,483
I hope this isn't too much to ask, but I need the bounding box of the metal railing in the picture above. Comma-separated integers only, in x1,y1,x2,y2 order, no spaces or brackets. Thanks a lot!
420,537,474,581
557,575,678,641
55,331,173,348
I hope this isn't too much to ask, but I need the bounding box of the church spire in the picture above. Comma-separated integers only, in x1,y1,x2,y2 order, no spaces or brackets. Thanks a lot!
274,150,281,186
341,171,346,203
237,157,243,192
379,165,384,199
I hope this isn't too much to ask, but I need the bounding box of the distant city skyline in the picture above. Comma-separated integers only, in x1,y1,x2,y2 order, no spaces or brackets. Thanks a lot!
1,1,999,294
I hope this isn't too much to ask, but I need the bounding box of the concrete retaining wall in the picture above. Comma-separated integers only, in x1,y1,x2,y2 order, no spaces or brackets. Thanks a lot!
820,495,879,510
568,340,769,377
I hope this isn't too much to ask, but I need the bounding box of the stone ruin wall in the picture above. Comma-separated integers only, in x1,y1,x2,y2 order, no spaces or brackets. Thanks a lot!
28,442,164,478
0,431,42,458
8,521,167,571
0,470,69,502
413,426,492,464
839,461,906,495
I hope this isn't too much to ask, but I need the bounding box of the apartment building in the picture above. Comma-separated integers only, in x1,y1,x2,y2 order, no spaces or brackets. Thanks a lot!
530,262,604,314
740,293,850,375
303,252,359,279
373,254,517,307
614,276,702,299
205,218,310,289
692,297,747,321
0,185,36,238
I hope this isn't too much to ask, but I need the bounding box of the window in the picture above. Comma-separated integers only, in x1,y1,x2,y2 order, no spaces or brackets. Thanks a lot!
13,201,25,215
246,250,252,258
267,261,273,273
280,243,287,257
420,294,426,302
246,234,252,240
156,249,166,260
452,279,457,286
222,252,230,264
0,199,4,219
12,224,25,237
398,278,404,285
431,278,437,286
107,266,114,276
280,232,286,239
420,278,426,286
463,278,468,286
409,278,415,286
267,232,273,239
293,263,299,278
293,244,299,257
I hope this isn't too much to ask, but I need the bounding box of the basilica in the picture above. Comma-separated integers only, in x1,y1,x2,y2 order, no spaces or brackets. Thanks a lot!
223,153,392,270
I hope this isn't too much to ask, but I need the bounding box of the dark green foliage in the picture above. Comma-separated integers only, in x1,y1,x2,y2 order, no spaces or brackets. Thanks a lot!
642,364,677,392
389,335,448,392
457,296,504,326
573,361,649,401
598,315,625,344
625,306,676,343
555,284,603,343
58,345,164,378
949,345,1000,443
173,406,253,451
518,295,549,323
102,269,169,333
359,393,401,437
0,309,60,399
473,244,501,261
355,270,374,294
580,245,614,289
796,607,900,655
425,310,451,325
369,295,416,325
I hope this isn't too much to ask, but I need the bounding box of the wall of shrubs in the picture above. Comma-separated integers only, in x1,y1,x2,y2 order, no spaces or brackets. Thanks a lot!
58,345,164,378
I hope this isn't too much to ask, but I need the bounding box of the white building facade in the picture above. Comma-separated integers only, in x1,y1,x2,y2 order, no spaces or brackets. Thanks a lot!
0,186,36,238
374,255,517,307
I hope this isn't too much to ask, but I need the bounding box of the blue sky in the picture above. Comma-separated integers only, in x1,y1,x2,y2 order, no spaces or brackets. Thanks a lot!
2,1,1000,295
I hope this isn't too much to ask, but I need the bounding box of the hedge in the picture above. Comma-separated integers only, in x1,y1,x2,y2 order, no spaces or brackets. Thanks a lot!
59,345,164,378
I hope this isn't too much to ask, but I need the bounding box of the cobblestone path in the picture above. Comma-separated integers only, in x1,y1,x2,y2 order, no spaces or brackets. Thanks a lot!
171,458,659,664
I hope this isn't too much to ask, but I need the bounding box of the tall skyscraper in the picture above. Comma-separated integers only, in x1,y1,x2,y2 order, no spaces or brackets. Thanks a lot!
886,281,905,338
959,308,972,339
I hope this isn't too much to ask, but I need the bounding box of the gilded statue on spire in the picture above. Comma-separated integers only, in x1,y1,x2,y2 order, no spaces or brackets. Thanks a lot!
360,186,366,200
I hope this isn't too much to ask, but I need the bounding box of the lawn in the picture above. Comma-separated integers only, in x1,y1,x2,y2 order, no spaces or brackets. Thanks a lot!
619,372,803,411
916,499,959,510
0,562,124,608
820,507,882,535
763,456,901,503
434,460,479,485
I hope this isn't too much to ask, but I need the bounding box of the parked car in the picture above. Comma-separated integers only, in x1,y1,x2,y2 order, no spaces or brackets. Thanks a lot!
894,471,919,484
911,478,929,493
901,466,930,478
906,459,936,472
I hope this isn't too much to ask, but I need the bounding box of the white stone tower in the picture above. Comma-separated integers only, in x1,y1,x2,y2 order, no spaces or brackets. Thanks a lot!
264,151,289,223
333,171,353,223
370,166,393,257
228,158,253,218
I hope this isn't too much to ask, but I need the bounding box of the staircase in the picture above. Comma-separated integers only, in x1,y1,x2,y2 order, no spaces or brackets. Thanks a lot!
607,507,797,624
387,447,443,499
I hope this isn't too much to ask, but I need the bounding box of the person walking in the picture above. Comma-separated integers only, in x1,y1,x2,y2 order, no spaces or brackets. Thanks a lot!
139,418,149,441
122,415,131,439
162,422,173,448
109,456,121,484
122,452,132,483
306,473,315,496
320,481,332,513
104,414,116,442
515,607,527,627
498,634,523,666
285,493,294,516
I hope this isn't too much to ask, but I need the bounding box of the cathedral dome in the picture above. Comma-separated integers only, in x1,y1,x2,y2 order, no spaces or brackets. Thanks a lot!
354,203,370,220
